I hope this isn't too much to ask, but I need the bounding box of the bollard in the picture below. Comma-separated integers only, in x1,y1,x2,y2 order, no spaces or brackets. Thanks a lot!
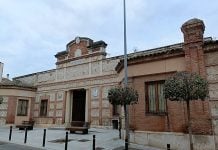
9,126,12,141
24,128,28,143
42,129,46,147
125,138,128,150
167,144,171,150
119,117,121,139
65,132,68,150
119,127,121,139
93,135,95,150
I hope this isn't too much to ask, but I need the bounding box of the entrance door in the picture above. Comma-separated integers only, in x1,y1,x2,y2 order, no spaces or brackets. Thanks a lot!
72,89,86,121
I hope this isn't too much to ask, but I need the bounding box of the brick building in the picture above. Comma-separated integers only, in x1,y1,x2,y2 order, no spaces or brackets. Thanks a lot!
0,18,218,149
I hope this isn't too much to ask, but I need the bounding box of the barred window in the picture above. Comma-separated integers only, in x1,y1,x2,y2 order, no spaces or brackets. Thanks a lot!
145,81,166,114
40,99,48,116
17,99,28,116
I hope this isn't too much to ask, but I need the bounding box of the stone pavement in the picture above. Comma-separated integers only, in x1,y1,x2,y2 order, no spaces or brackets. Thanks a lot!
0,141,43,150
0,126,162,150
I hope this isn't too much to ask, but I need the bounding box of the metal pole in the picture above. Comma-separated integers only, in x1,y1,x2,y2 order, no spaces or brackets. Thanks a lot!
24,128,27,143
123,0,129,149
119,117,122,139
93,135,96,150
42,129,46,147
124,104,129,150
65,132,68,150
9,126,12,141
123,0,128,84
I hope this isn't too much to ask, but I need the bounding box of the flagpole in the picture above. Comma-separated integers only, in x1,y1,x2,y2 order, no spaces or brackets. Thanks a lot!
123,0,129,149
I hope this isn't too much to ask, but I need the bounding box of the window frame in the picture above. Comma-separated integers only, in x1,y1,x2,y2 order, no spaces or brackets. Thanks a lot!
40,99,48,117
17,99,29,116
145,80,167,115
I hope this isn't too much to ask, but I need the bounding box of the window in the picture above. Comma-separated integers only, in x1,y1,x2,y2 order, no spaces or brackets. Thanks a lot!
40,100,48,116
113,104,119,116
17,99,28,116
145,81,166,114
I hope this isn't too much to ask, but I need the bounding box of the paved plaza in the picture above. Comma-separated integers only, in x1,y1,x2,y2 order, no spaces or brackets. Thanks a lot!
0,126,162,150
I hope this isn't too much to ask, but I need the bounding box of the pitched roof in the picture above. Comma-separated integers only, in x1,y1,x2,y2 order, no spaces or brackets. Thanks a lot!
115,37,217,72
0,78,36,89
127,43,183,60
115,42,183,72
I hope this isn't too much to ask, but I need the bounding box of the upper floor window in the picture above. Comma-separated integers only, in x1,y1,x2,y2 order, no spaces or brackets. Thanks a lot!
40,99,48,116
75,49,82,57
145,81,166,114
17,99,28,116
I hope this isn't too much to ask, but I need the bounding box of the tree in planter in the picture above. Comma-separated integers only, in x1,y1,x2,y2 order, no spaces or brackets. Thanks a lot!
164,71,208,150
108,86,138,148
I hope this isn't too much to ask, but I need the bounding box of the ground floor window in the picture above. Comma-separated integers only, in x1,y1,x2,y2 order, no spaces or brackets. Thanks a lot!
17,99,28,116
40,99,48,116
113,104,119,116
145,81,166,114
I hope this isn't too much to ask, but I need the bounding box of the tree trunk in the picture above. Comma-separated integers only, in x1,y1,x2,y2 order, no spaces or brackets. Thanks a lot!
124,104,129,150
166,99,170,131
187,100,193,150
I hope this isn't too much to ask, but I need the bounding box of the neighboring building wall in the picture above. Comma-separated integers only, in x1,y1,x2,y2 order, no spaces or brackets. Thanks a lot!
0,96,8,125
125,19,214,150
14,97,35,125
6,96,16,124
0,88,35,125
14,74,38,86
205,46,218,148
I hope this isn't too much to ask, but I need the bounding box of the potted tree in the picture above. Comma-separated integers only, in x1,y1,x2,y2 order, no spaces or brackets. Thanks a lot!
108,86,138,149
164,71,208,150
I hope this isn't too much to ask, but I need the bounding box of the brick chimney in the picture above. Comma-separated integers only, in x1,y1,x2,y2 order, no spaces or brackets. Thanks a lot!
0,62,3,82
181,18,206,76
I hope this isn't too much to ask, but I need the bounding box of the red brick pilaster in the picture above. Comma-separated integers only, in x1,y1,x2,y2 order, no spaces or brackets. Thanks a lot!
181,19,212,136
181,18,206,77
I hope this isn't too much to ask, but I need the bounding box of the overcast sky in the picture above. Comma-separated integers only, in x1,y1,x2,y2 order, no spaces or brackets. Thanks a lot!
0,0,218,78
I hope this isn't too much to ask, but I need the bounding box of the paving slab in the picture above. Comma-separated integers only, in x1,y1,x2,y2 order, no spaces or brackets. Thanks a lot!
0,141,43,150
0,126,162,150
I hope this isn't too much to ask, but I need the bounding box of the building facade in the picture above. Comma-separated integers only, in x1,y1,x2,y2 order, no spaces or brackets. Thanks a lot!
116,18,217,150
1,18,218,149
0,62,36,125
13,37,121,127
